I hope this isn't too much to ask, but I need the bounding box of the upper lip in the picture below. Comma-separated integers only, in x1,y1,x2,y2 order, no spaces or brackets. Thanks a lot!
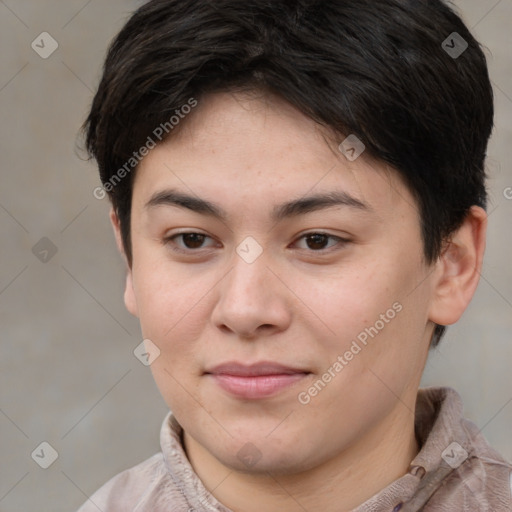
205,361,309,377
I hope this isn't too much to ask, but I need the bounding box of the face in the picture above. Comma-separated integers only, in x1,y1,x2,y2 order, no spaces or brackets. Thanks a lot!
122,91,437,475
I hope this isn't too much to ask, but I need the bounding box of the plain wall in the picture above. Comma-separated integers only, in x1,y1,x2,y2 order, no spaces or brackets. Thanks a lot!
0,1,511,510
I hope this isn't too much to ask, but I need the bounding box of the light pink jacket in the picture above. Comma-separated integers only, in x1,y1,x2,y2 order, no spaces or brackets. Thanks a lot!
77,387,512,511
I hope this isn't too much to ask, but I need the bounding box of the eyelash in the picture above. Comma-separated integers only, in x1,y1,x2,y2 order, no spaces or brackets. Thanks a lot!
163,231,350,255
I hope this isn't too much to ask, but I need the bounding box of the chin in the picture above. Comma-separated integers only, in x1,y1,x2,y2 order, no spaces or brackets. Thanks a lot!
206,433,318,476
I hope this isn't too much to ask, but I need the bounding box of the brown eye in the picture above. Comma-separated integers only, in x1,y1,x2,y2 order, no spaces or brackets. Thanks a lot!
305,234,330,250
180,233,207,249
295,232,350,256
294,232,347,252
164,232,217,254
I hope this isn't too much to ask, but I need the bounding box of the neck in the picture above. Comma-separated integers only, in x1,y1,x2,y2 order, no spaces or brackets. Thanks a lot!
182,402,420,512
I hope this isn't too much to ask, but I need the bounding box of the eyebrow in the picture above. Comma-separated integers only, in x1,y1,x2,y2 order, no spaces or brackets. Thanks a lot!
145,188,372,222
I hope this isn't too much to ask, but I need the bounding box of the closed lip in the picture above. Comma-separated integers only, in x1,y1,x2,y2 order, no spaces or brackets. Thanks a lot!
204,361,310,377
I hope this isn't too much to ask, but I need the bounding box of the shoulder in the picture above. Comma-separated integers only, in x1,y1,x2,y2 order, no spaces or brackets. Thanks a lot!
425,455,512,511
75,452,174,511
412,387,512,511
426,412,512,511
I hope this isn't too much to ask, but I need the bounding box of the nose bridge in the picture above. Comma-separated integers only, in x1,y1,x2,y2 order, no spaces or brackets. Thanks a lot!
211,241,291,336
226,242,273,303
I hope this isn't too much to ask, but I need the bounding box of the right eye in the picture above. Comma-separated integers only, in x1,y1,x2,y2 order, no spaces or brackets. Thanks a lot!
163,232,220,253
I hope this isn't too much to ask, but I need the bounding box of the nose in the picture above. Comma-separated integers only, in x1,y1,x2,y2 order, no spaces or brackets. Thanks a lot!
210,248,292,339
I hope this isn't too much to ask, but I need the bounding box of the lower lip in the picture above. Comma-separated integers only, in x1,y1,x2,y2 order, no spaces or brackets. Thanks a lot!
209,373,308,399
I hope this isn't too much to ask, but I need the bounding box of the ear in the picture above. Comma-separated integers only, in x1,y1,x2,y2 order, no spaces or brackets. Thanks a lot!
428,205,487,326
109,208,139,318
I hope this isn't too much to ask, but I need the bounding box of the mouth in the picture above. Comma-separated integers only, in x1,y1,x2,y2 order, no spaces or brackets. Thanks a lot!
204,361,312,399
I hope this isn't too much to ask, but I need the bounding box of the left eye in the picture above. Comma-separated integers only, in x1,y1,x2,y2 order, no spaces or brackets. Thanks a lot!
294,233,345,251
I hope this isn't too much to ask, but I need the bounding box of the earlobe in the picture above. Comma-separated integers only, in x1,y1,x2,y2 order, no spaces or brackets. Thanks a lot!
109,208,139,317
428,206,487,326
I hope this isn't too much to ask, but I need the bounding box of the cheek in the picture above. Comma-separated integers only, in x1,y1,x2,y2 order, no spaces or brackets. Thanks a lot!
294,303,423,450
292,263,396,346
132,251,199,333
134,265,207,411
131,262,211,388
291,256,427,384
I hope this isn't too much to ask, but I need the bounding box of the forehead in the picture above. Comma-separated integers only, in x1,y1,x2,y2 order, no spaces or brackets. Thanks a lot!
132,91,418,224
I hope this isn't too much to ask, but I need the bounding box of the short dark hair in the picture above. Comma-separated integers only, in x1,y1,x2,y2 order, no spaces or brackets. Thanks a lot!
83,0,494,348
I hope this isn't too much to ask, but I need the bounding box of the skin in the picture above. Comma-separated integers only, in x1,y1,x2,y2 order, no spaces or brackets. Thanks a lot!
110,90,487,512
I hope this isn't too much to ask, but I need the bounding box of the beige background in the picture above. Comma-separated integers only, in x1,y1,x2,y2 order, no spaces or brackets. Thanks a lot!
0,1,510,511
